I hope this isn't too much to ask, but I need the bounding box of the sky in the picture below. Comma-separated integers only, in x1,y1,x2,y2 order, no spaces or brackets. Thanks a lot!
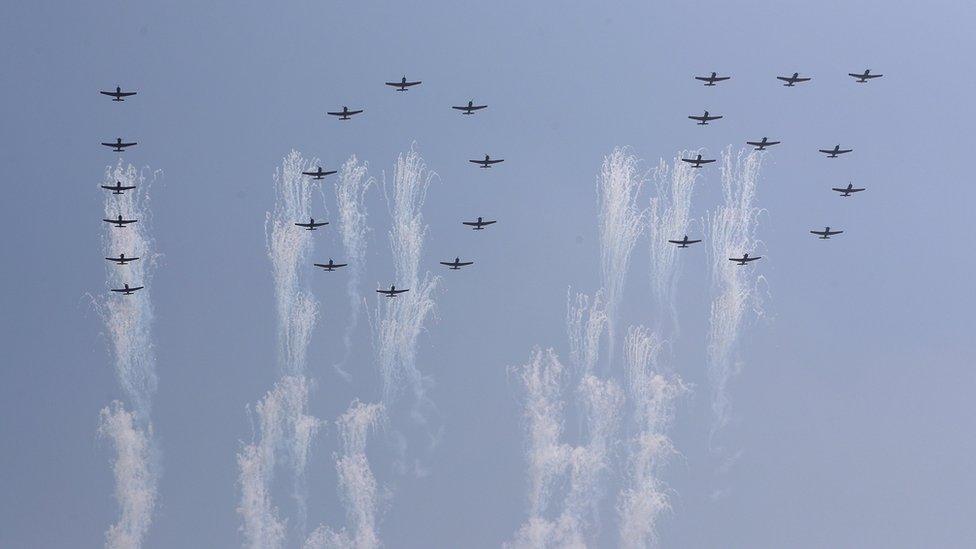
2,1,976,547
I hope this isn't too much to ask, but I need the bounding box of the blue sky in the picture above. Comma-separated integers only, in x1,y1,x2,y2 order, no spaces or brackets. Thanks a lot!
2,1,976,547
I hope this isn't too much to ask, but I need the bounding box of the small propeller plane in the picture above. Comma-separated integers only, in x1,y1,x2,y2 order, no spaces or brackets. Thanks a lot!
385,76,422,91
694,72,730,86
103,214,138,227
314,259,347,271
111,283,144,295
668,235,702,248
327,106,364,120
681,154,715,168
777,72,812,86
105,253,139,265
832,182,866,197
470,154,504,168
819,145,853,158
452,100,487,114
295,218,329,230
810,227,844,239
101,181,137,194
746,137,780,151
440,257,474,270
728,253,762,265
688,110,723,125
848,69,883,83
101,138,137,152
302,167,337,180
462,217,496,230
100,86,137,101
377,285,409,297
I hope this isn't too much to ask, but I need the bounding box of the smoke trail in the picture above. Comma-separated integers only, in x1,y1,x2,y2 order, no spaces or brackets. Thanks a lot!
647,154,700,325
597,148,646,364
98,402,158,549
304,400,385,549
374,148,439,405
565,289,607,377
617,326,687,548
706,147,765,434
333,156,373,379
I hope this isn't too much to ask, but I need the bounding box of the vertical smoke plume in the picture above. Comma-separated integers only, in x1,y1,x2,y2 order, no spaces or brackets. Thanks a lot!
647,154,700,325
597,148,646,363
374,148,439,405
333,156,373,378
98,161,160,548
706,147,764,433
617,326,687,548
239,151,324,545
565,290,607,377
304,401,385,549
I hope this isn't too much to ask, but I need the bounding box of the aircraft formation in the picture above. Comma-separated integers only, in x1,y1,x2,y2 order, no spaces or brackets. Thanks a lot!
681,69,881,263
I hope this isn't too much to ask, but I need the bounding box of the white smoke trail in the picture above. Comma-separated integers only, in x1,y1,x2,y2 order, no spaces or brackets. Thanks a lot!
617,326,687,548
98,402,158,549
647,154,700,324
332,156,373,379
374,148,439,405
304,400,385,549
706,147,765,434
597,148,646,364
565,289,608,377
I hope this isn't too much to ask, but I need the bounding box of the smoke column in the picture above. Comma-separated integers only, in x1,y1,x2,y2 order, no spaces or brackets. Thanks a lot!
97,161,160,548
617,326,687,548
374,148,439,406
238,151,324,546
647,153,700,326
566,290,607,377
333,156,373,379
597,148,646,363
304,401,385,549
706,147,765,434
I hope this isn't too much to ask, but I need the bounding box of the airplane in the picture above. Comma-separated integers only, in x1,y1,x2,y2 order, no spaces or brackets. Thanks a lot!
728,253,762,265
302,167,337,180
314,259,348,271
810,227,844,239
819,145,853,158
110,283,144,295
440,257,474,270
849,69,883,83
668,235,702,248
470,154,504,168
832,182,866,197
680,154,715,168
462,217,496,230
101,138,137,152
101,181,137,194
688,110,723,125
377,285,409,297
385,76,422,91
777,72,812,86
327,106,364,120
295,218,329,230
746,137,780,151
452,100,487,114
103,214,138,227
105,253,139,265
694,72,730,86
100,86,137,101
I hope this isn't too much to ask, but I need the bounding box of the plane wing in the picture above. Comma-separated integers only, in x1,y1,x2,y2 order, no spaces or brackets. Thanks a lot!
453,105,486,111
441,261,473,267
776,76,791,82
462,220,496,226
681,158,715,164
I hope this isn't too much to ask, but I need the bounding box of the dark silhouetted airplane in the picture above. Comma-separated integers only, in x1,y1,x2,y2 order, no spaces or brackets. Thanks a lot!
746,137,780,151
810,227,844,239
849,69,882,83
729,253,762,265
103,214,138,227
101,138,137,152
694,72,730,86
668,235,702,248
101,181,137,194
470,154,503,168
302,167,337,180
681,154,715,168
819,145,853,158
377,285,409,297
452,100,487,114
688,110,723,125
295,218,329,230
100,86,137,101
440,257,474,270
777,72,811,86
832,183,865,197
105,253,139,265
462,217,496,230
327,106,363,120
386,76,421,91
314,259,347,271
111,283,143,295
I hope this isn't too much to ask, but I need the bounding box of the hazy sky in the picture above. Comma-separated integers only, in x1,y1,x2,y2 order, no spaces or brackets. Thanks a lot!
3,1,976,547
